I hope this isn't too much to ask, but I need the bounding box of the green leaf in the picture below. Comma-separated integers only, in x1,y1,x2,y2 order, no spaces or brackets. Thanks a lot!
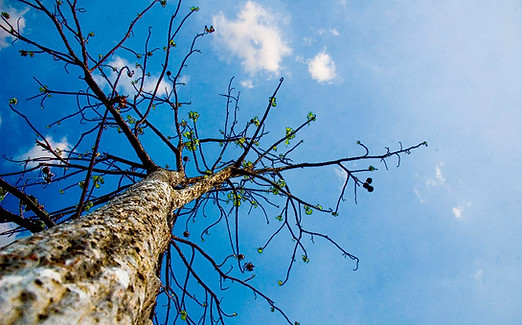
302,255,310,263
84,201,93,211
190,6,199,11
0,188,7,202
278,280,283,286
304,205,313,215
251,116,260,126
275,215,283,221
8,98,17,105
1,12,10,19
307,111,316,122
180,310,187,320
126,115,136,124
257,247,263,254
284,127,295,146
188,111,199,122
368,166,376,171
37,221,46,230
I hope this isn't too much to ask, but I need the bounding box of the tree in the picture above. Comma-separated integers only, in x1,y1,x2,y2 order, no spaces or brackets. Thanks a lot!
0,1,427,324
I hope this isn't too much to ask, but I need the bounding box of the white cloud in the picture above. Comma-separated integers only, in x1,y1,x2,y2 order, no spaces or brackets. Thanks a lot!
0,223,17,248
452,206,464,219
474,269,483,280
334,166,349,191
426,163,445,187
318,28,341,37
18,136,71,167
177,75,190,85
414,189,424,204
452,201,472,219
307,50,337,83
304,29,340,47
0,1,28,50
240,79,254,89
93,56,170,96
212,1,292,75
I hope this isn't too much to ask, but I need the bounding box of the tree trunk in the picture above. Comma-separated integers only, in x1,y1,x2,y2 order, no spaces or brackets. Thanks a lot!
0,167,233,324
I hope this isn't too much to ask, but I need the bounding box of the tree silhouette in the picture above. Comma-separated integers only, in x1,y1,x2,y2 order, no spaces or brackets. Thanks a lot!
0,1,427,324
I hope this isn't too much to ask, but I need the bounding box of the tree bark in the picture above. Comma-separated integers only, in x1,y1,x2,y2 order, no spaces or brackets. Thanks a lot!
0,167,233,324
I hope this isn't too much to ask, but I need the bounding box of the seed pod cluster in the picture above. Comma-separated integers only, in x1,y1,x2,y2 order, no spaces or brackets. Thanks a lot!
362,178,374,192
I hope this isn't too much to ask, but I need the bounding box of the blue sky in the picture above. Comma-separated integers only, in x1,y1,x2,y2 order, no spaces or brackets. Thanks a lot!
1,0,522,324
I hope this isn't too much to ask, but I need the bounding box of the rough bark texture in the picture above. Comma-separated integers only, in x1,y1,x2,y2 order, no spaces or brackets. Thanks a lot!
0,167,233,325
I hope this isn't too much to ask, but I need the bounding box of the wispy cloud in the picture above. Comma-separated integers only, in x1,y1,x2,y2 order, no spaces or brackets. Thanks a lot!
303,29,340,46
452,206,464,219
93,56,170,96
177,75,190,86
334,166,350,192
318,28,341,37
212,1,292,76
426,162,445,187
241,79,254,89
17,136,71,167
0,1,28,50
0,223,17,248
414,189,424,204
307,50,338,83
452,201,472,220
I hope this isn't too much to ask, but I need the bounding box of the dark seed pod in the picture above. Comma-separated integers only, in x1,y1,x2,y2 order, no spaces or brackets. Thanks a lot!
367,185,374,192
244,262,255,272
183,156,189,162
366,177,372,184
362,182,370,189
183,230,190,237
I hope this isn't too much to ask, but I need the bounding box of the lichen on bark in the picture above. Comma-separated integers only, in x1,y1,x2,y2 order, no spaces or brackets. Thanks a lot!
0,169,183,324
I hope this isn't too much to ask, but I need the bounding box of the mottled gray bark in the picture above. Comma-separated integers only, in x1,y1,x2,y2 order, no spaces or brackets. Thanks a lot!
0,167,233,324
